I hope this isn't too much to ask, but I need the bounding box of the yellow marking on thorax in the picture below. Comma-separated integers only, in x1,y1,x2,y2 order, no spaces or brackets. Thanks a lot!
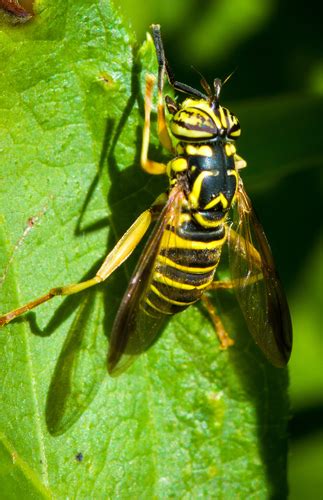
227,168,238,178
227,168,238,184
204,192,229,210
185,144,213,157
225,143,236,157
167,157,188,177
226,168,238,204
189,171,211,208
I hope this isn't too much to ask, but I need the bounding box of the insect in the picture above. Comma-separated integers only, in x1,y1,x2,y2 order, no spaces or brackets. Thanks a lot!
0,25,292,375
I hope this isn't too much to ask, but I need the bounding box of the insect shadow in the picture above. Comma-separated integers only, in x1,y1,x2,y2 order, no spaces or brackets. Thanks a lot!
20,47,165,436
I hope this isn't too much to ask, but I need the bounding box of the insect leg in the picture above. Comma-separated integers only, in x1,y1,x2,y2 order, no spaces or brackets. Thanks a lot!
201,294,234,349
205,226,264,295
0,202,164,327
207,272,263,292
141,74,168,175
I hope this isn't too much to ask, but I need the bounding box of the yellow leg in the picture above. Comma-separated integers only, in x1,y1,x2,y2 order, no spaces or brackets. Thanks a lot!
157,99,173,152
201,294,234,349
141,75,171,175
156,75,173,153
0,207,156,327
207,271,263,293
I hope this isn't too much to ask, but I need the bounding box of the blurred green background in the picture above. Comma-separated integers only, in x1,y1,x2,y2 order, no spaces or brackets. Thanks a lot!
114,0,323,498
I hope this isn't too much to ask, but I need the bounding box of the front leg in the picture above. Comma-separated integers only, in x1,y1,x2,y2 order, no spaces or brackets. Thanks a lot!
141,71,175,174
0,201,165,327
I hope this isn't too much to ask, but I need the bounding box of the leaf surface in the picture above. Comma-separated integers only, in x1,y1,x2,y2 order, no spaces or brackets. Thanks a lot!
0,1,307,496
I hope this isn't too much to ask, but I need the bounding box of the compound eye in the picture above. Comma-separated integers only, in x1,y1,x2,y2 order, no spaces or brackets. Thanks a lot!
227,113,241,139
165,96,178,115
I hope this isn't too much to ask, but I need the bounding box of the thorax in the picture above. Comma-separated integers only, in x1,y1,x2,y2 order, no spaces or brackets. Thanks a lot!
167,142,238,226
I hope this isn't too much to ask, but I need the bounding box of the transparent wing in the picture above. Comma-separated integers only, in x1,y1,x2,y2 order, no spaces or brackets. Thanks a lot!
228,177,292,367
107,184,185,376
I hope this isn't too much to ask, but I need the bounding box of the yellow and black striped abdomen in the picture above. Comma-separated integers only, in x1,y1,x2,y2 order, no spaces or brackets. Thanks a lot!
142,142,237,319
142,218,226,317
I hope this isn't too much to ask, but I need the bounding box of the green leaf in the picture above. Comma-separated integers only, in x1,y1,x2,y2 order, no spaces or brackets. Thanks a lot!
0,1,294,496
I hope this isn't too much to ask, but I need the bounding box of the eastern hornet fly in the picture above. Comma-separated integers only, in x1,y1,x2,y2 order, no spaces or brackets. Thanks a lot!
0,25,292,375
